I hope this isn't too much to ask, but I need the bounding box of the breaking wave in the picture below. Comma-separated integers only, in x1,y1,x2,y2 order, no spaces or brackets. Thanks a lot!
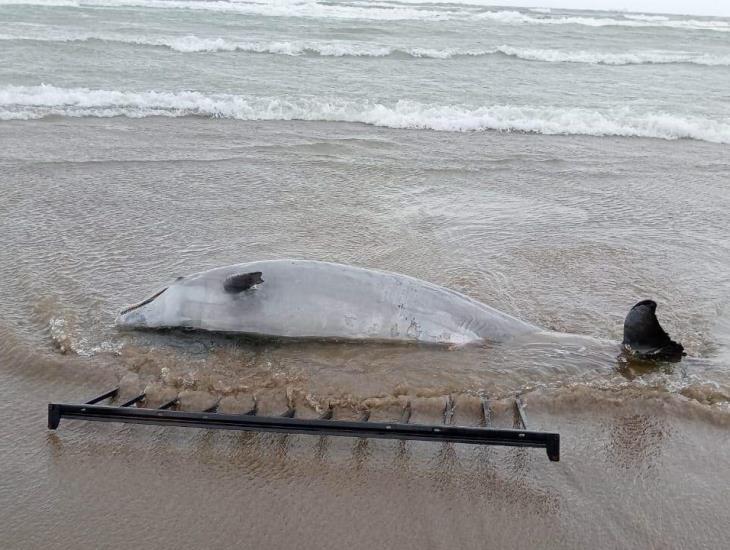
495,46,730,66
0,0,728,31
474,9,730,31
0,32,483,57
623,14,669,22
2,85,728,144
2,32,729,66
0,0,464,21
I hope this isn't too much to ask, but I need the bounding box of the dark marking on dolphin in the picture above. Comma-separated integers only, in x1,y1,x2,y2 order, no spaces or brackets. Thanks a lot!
119,287,168,316
223,272,264,293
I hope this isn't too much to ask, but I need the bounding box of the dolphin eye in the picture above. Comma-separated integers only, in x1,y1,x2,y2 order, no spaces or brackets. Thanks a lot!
120,287,168,315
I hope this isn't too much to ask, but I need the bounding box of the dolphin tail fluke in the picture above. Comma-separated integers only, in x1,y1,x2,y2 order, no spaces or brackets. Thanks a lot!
622,300,684,361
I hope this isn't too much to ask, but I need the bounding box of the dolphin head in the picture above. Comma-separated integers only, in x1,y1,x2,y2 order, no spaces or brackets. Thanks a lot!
114,269,260,331
115,281,179,329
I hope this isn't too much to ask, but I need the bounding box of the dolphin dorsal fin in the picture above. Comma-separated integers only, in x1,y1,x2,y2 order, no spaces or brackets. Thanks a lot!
223,272,264,293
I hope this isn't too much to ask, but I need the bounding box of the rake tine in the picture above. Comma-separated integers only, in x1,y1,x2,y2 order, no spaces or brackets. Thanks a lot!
443,395,455,425
401,400,412,424
514,396,528,430
480,396,493,427
85,388,119,405
158,398,178,410
204,399,221,413
120,393,146,408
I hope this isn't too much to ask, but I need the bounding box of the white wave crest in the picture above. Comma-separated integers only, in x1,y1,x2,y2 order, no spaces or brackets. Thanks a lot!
496,45,730,66
0,0,78,4
139,36,398,56
475,9,730,32
0,0,728,31
0,0,462,21
0,30,492,57
2,85,728,144
623,14,669,22
3,31,729,66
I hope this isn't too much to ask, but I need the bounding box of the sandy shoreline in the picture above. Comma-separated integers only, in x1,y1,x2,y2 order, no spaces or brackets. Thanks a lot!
2,357,728,549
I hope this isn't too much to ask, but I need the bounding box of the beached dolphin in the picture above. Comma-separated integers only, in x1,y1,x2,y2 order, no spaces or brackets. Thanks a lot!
115,259,683,360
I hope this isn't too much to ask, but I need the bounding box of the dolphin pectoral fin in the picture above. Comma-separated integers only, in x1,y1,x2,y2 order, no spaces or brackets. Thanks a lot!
223,271,264,293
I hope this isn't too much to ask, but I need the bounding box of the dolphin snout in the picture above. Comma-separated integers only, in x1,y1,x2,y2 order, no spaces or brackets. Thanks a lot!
115,308,147,328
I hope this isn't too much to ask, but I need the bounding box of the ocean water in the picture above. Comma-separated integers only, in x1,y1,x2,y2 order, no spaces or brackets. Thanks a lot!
1,0,730,141
1,2,729,549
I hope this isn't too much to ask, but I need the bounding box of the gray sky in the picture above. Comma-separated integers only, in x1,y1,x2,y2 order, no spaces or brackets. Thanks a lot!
493,1,729,17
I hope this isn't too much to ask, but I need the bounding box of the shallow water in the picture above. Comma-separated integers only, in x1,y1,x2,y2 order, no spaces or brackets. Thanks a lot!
1,117,729,548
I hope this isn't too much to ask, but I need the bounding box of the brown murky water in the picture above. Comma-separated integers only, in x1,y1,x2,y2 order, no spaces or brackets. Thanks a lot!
1,118,729,549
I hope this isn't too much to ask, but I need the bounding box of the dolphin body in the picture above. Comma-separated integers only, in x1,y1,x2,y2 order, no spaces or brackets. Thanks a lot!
116,259,683,358
116,259,536,345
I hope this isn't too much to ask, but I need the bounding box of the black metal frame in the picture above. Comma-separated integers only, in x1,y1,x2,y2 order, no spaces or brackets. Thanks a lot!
48,388,559,461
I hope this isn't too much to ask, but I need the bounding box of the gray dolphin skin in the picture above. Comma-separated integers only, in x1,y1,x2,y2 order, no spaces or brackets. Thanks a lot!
116,259,683,358
116,259,539,345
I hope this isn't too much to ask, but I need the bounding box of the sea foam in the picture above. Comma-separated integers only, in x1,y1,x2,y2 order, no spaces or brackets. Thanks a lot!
2,85,728,144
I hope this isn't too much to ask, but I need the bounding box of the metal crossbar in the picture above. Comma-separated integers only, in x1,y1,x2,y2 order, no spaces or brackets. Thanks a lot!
48,388,560,461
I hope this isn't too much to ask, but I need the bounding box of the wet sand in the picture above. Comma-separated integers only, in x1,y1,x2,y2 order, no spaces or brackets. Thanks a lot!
1,117,728,548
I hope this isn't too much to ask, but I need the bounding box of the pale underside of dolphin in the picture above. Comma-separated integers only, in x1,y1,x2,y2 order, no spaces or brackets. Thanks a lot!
116,259,684,359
